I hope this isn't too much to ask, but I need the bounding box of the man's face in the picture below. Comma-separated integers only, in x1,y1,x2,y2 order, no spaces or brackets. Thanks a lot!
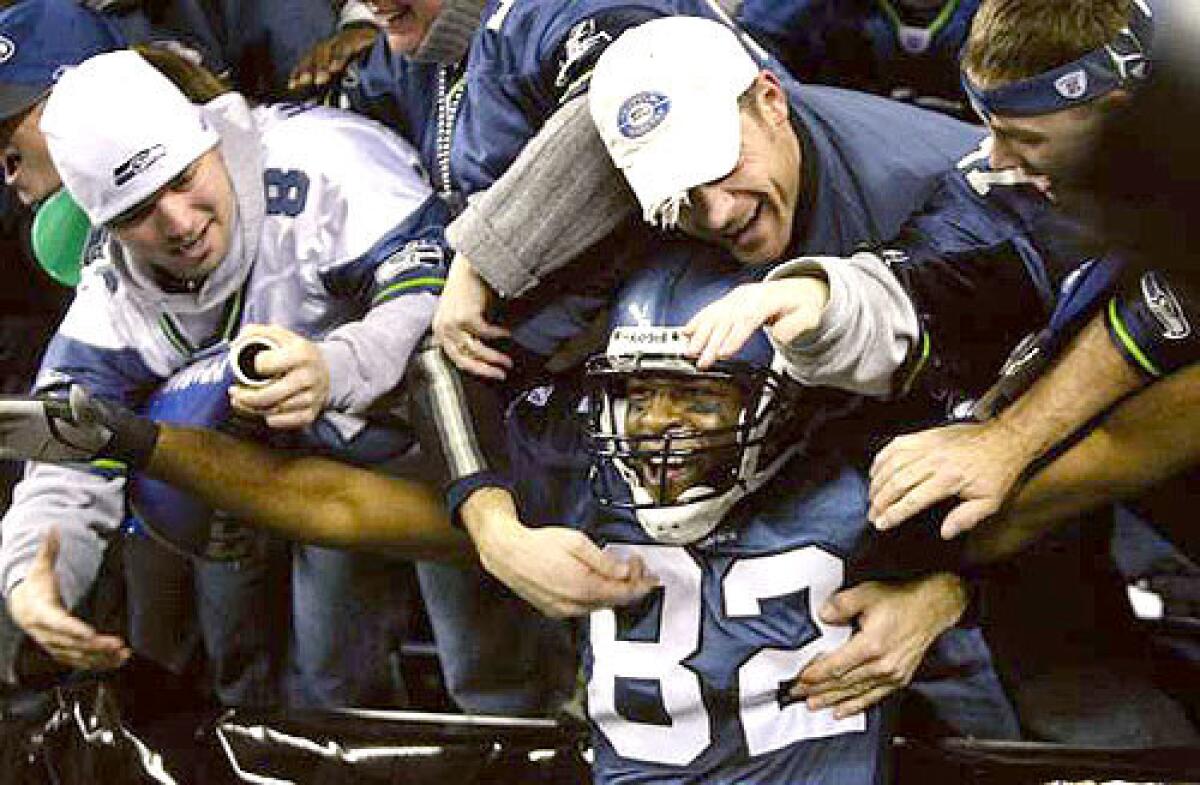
969,72,1123,196
1,99,61,206
623,374,744,504
677,76,801,266
367,0,444,56
109,148,235,281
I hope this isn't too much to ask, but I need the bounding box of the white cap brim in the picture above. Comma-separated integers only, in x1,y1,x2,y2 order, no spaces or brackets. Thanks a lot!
589,16,761,223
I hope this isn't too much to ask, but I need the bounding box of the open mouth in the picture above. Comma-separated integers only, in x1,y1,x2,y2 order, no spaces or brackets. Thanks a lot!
722,202,761,248
172,219,211,259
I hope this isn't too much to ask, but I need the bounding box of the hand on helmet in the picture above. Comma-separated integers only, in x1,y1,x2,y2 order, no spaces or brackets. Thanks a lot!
682,276,830,369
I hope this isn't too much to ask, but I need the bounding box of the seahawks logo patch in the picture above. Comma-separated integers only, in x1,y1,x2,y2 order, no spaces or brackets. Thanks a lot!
0,36,15,64
1054,70,1088,100
556,19,613,89
375,240,444,285
1141,271,1191,340
113,144,167,187
617,92,670,139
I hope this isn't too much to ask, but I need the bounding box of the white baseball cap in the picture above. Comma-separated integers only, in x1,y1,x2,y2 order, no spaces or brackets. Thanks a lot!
589,16,760,227
40,49,219,226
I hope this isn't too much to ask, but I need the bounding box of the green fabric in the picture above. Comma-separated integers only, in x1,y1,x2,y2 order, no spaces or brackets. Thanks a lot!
31,188,91,287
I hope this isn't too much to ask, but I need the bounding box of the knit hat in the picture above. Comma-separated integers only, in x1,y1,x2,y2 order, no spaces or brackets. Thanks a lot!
39,50,219,226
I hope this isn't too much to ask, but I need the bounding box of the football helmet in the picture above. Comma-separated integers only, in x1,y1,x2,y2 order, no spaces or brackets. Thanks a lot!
585,246,805,544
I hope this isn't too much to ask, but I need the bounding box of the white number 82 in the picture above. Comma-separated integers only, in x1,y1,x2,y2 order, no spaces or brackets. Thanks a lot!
588,543,864,767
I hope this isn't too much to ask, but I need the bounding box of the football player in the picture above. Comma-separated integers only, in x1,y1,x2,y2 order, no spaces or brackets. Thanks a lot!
0,248,993,782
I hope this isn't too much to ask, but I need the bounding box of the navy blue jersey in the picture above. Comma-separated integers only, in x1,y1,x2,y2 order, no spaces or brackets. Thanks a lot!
584,462,889,785
739,0,980,120
339,1,744,205
780,82,985,257
109,0,337,98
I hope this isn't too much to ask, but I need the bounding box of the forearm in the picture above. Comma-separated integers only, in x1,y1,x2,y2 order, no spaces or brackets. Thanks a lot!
148,425,468,560
967,363,1200,562
0,465,120,603
446,96,636,298
987,314,1144,462
767,253,919,396
320,294,436,413
403,340,519,519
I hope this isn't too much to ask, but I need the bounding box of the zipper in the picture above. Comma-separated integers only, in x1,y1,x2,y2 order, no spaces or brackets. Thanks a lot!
434,64,467,216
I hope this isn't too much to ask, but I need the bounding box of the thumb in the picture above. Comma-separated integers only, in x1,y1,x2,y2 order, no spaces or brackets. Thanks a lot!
941,498,999,539
820,583,873,624
69,385,98,424
769,303,821,345
36,528,61,572
573,539,634,582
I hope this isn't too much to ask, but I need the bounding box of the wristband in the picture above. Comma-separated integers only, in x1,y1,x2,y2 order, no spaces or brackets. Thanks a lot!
88,394,160,470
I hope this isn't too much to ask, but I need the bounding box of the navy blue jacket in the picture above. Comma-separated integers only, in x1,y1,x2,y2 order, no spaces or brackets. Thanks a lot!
739,0,980,119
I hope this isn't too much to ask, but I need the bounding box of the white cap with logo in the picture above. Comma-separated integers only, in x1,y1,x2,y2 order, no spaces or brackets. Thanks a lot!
589,15,760,228
40,49,219,226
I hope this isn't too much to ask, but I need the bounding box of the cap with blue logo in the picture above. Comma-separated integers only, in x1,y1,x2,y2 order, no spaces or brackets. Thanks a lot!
589,16,760,229
0,0,125,121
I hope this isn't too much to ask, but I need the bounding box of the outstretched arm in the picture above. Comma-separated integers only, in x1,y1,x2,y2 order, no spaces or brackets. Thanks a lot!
966,362,1200,562
869,314,1144,537
0,388,468,560
148,424,469,561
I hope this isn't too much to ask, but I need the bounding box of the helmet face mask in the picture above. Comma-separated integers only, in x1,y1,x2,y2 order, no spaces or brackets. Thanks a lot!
585,333,802,544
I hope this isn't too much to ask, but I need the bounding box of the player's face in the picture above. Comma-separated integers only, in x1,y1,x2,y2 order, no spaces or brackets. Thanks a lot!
1,100,62,206
367,0,444,56
109,149,235,281
623,375,744,504
678,74,801,266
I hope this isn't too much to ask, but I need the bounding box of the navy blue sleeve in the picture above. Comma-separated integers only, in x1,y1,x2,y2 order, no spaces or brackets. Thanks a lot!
1106,268,1200,379
319,194,450,308
881,169,1092,402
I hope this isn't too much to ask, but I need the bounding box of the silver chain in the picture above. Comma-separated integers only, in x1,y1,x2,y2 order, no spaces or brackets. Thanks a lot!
435,65,466,213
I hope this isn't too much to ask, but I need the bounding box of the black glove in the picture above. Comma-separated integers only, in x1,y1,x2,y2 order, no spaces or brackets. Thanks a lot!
0,385,158,469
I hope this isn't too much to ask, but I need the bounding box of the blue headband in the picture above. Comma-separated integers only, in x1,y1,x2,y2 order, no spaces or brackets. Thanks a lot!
961,0,1153,119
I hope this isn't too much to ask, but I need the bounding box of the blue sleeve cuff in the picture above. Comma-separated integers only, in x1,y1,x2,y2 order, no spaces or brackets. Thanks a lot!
447,472,516,530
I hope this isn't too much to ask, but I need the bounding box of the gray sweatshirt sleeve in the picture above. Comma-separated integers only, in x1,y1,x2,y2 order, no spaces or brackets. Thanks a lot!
766,252,919,397
319,292,437,413
0,463,124,608
445,95,637,299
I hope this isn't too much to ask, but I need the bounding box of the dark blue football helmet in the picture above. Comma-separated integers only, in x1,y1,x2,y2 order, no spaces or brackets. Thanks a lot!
585,243,806,544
